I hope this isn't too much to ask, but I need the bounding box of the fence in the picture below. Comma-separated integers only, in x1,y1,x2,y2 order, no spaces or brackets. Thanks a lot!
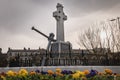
8,58,120,67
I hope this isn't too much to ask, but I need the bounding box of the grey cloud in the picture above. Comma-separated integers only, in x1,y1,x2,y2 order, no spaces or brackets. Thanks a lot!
0,0,46,33
1,0,119,33
63,0,120,17
0,0,58,34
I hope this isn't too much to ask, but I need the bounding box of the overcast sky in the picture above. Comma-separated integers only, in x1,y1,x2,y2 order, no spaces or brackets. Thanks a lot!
0,0,120,52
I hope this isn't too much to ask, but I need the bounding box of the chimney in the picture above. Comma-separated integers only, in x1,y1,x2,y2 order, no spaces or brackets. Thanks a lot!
8,47,11,51
28,48,30,50
24,47,26,50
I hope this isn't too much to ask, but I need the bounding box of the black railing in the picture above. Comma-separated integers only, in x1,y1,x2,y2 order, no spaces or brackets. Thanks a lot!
8,58,120,67
2,52,120,67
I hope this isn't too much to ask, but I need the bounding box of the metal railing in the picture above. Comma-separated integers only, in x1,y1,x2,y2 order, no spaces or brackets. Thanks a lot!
7,58,120,67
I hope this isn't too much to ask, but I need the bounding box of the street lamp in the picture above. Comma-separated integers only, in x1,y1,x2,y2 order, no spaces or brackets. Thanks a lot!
110,17,120,30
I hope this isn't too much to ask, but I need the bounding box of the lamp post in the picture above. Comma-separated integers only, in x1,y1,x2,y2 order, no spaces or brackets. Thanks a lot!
110,17,120,30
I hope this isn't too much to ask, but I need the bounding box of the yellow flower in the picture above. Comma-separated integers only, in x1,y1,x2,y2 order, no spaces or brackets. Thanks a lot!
18,69,28,77
47,70,54,75
98,72,105,75
83,70,90,75
75,70,81,73
7,70,14,76
75,70,85,77
0,75,6,80
116,74,120,76
30,71,36,75
104,69,112,75
72,71,85,79
79,72,85,77
72,73,80,79
56,68,61,73
55,72,63,76
14,72,18,76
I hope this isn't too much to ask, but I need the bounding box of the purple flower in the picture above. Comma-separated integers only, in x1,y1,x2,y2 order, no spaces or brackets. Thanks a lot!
86,69,98,78
61,70,73,74
41,71,48,75
35,69,40,73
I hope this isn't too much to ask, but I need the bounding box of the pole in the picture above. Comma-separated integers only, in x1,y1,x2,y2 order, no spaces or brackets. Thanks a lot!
117,17,120,30
110,17,120,30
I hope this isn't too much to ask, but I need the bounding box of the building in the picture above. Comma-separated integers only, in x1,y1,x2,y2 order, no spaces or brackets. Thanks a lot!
7,47,46,66
4,47,120,66
0,48,8,67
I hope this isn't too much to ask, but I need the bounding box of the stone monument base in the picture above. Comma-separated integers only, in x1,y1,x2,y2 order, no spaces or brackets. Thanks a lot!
50,41,72,58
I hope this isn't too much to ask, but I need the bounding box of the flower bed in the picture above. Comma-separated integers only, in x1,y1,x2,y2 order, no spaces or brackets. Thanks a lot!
0,68,120,80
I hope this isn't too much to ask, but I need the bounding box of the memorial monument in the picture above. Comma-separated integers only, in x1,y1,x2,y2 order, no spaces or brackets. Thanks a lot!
32,3,72,59
51,3,72,58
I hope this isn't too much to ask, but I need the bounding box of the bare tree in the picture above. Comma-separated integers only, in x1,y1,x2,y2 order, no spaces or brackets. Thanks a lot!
78,22,111,54
109,19,120,52
78,20,120,54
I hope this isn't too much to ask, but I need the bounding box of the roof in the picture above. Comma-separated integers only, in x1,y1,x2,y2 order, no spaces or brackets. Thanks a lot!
7,48,46,53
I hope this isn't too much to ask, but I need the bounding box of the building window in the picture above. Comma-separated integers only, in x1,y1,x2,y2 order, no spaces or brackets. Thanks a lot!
25,53,27,56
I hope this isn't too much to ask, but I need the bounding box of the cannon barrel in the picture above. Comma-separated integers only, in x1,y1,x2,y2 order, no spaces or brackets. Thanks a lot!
32,26,56,41
32,26,49,39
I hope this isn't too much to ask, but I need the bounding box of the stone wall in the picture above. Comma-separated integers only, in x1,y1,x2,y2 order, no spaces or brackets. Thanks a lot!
0,66,119,73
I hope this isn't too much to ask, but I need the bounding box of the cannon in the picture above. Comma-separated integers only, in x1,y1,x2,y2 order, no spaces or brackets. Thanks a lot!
32,26,56,53
32,27,57,66
32,26,72,61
